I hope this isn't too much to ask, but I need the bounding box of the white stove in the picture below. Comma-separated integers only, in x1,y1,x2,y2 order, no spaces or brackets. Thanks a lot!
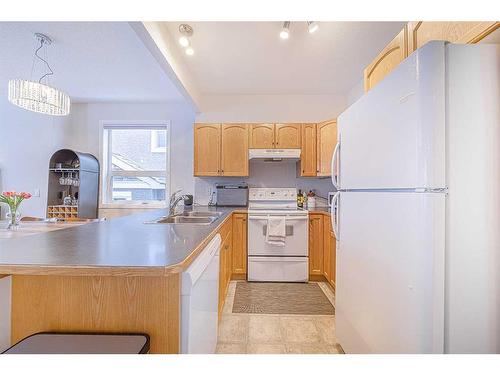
247,188,309,282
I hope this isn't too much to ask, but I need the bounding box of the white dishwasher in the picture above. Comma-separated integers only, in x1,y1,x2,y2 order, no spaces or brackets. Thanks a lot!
181,234,221,354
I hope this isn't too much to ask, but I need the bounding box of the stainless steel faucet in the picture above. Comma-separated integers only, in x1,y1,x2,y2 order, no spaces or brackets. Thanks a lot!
168,189,186,216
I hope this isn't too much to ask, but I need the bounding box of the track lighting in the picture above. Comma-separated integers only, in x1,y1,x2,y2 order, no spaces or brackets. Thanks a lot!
178,24,194,56
178,36,190,47
279,21,319,39
280,21,290,40
307,21,319,34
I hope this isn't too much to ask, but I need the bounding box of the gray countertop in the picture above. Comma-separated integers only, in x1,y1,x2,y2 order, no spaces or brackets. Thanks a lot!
0,206,234,275
306,206,331,214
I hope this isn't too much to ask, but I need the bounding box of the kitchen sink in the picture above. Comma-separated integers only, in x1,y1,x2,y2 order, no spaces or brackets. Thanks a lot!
145,215,218,225
182,211,222,217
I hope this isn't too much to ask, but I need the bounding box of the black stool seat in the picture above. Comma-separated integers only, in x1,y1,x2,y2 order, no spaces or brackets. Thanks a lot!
2,332,150,354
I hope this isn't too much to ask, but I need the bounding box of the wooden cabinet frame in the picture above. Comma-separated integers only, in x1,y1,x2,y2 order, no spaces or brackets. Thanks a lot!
194,123,248,177
300,123,317,177
364,26,408,92
407,21,500,53
364,21,500,92
316,120,337,177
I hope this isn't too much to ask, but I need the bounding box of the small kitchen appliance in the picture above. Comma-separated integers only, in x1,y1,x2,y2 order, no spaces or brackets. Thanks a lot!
215,183,248,207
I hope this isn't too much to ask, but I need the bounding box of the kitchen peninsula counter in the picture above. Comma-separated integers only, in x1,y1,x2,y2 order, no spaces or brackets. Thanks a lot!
0,207,234,277
0,206,236,353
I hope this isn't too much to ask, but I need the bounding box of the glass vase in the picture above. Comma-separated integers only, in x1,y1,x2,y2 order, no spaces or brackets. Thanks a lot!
6,206,21,230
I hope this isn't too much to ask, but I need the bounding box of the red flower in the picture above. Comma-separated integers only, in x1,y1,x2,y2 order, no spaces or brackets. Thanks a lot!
20,192,32,199
3,191,15,197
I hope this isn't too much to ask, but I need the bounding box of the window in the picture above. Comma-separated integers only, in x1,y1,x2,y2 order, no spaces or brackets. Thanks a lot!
101,122,170,207
151,130,167,153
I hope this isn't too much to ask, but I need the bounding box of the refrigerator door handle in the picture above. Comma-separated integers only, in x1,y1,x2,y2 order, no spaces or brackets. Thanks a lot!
331,142,340,189
331,192,340,240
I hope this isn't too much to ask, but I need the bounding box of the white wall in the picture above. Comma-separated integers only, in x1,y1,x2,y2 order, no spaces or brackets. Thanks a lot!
197,94,347,123
66,101,196,199
194,94,345,204
347,79,364,107
0,97,71,218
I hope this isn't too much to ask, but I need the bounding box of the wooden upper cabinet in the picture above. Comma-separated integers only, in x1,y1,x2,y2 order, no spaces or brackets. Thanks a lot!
249,124,275,148
364,26,408,92
221,124,249,176
300,123,317,177
316,120,337,177
407,21,500,53
194,123,221,176
275,123,301,148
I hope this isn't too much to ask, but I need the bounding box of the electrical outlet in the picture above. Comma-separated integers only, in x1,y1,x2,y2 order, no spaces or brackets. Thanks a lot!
33,188,40,197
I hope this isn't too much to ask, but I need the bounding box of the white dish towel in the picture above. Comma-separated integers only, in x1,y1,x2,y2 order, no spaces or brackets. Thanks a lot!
266,216,286,246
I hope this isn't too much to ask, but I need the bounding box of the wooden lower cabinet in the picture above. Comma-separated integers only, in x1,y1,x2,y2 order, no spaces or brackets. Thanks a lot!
218,217,233,318
308,214,324,276
323,214,336,289
231,213,247,278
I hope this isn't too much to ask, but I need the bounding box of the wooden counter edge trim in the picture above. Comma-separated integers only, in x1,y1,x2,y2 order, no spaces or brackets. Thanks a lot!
0,265,170,277
0,211,237,278
0,274,9,279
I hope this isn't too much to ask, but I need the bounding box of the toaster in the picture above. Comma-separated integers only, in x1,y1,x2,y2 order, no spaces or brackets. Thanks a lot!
215,183,248,207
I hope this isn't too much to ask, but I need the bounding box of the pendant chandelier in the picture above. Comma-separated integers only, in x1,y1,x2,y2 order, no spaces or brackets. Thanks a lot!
8,33,70,116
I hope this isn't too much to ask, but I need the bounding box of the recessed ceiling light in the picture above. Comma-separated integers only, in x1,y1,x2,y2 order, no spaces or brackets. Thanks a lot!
307,21,319,34
280,21,290,40
179,36,190,47
185,47,194,56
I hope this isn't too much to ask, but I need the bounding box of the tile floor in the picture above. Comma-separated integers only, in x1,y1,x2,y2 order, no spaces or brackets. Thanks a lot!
216,281,342,354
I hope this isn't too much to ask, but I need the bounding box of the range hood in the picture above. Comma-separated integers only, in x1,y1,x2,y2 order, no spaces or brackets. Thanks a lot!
249,148,301,162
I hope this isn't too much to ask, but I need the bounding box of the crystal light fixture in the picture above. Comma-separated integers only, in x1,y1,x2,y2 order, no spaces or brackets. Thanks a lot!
8,33,70,116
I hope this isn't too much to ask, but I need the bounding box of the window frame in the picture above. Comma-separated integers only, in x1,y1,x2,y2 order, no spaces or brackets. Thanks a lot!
99,120,171,209
150,129,167,153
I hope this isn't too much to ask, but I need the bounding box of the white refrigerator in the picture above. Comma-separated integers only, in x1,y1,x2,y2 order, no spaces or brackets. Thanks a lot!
331,41,500,354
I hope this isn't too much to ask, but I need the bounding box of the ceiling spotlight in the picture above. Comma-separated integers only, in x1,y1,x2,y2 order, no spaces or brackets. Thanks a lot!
307,21,319,34
185,47,194,56
280,21,290,40
179,24,193,37
179,36,190,47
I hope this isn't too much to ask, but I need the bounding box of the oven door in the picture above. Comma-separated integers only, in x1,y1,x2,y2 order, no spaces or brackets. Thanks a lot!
247,214,308,257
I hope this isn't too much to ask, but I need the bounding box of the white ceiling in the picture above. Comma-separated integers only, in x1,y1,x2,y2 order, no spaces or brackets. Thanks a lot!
164,22,407,96
0,22,183,102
